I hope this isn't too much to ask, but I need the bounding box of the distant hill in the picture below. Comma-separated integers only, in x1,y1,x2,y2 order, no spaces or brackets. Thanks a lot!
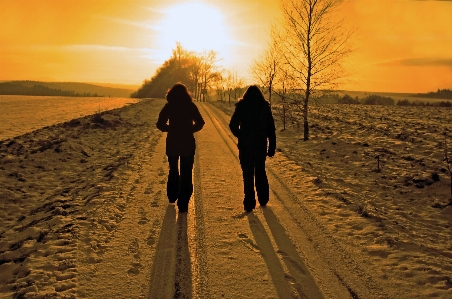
90,82,140,91
0,81,136,97
0,82,101,97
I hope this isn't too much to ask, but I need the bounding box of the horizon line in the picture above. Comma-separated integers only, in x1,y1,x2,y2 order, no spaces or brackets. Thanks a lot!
0,78,450,95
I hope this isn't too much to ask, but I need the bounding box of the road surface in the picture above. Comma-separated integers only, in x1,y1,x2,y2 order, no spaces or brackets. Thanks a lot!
77,102,387,299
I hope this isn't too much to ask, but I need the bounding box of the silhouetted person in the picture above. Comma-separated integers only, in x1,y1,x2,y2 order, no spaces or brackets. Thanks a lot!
156,83,205,213
229,85,276,212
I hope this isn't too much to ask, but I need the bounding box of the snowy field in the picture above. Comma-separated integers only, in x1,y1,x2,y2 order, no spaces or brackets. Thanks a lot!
0,98,450,298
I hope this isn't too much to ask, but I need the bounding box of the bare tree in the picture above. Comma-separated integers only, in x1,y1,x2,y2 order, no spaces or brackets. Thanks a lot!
222,70,237,105
280,0,353,140
172,42,186,71
213,75,225,102
250,27,283,107
273,62,297,131
232,71,246,102
188,56,202,100
220,70,232,104
198,50,221,102
444,128,452,202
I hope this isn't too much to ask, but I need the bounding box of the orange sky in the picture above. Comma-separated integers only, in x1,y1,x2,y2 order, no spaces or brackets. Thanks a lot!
0,0,451,93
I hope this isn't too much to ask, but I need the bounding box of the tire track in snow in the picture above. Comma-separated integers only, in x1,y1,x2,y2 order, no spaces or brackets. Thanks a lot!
147,139,210,299
197,103,239,162
186,149,212,299
196,102,283,297
265,170,387,299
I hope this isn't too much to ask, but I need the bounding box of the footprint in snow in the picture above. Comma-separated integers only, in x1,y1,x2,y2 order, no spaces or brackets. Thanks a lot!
238,233,260,252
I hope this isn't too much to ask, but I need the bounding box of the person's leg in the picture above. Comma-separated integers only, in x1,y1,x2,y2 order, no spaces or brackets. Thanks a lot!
178,155,194,212
255,155,269,206
167,156,179,203
239,151,256,212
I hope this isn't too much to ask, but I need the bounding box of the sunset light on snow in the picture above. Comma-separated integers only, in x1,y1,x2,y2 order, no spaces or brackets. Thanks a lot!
0,0,451,92
1,1,452,298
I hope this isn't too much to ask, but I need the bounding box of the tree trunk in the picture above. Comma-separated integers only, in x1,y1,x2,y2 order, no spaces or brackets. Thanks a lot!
268,82,272,107
303,95,309,141
282,101,286,131
303,120,309,141
303,1,313,141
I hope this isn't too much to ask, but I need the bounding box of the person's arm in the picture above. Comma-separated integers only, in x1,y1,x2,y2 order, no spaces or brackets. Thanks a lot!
266,104,276,157
192,104,205,133
229,104,241,138
156,104,170,132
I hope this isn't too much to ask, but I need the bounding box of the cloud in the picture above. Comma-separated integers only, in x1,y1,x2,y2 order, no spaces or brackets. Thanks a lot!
64,45,132,52
378,57,452,67
100,16,159,31
4,44,156,54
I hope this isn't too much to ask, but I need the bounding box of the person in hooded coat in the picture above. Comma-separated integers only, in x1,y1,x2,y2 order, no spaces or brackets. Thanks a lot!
229,85,276,212
156,83,205,213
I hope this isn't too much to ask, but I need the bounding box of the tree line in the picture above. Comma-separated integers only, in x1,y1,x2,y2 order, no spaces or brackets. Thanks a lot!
397,99,451,107
131,43,247,104
336,94,394,105
331,93,452,107
0,82,101,97
414,89,452,99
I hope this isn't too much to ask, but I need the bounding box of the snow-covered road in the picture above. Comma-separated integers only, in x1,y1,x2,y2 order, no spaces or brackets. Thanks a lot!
2,99,450,298
78,102,387,298
0,99,394,298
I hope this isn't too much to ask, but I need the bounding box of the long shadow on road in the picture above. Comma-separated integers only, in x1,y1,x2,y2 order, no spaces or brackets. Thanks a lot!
147,204,193,299
247,212,296,298
147,204,177,298
174,213,192,299
262,206,324,299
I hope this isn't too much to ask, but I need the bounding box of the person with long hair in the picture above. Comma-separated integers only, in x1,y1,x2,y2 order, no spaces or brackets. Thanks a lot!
229,85,276,212
156,83,205,213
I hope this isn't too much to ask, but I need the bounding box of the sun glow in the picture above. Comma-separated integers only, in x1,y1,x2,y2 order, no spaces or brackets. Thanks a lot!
157,2,230,56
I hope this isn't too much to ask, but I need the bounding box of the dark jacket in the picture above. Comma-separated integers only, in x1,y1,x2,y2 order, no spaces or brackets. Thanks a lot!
229,98,276,156
156,101,205,156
